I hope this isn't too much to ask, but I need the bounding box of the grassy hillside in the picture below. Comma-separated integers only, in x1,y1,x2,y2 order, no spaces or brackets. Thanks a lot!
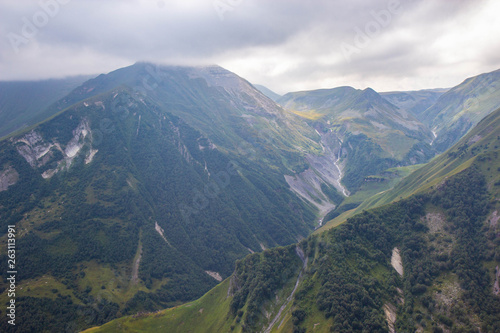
421,68,500,152
353,106,500,215
82,278,236,333
84,245,304,333
278,86,432,147
320,107,500,232
321,164,424,223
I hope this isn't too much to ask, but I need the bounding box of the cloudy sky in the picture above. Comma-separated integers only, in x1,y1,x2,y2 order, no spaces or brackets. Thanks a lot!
1,0,499,94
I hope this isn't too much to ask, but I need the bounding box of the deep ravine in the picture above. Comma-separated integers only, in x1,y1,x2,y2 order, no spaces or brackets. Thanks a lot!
333,138,349,197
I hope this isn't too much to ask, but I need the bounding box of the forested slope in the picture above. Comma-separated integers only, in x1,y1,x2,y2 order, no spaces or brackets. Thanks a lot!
0,80,317,332
86,157,500,333
86,106,500,332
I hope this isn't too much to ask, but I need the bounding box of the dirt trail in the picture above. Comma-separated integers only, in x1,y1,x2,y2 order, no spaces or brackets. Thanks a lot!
264,246,307,333
131,243,142,284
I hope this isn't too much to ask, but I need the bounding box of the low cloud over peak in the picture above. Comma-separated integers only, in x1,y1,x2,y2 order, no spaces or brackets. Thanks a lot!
1,0,499,93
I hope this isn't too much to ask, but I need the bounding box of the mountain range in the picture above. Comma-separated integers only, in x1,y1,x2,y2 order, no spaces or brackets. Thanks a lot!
0,63,499,332
85,106,500,333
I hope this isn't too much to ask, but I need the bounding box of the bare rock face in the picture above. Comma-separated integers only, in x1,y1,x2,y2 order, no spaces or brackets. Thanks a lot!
205,271,223,282
391,247,403,276
0,166,19,192
14,119,97,179
384,303,397,333
154,221,172,247
15,130,55,168
64,120,91,158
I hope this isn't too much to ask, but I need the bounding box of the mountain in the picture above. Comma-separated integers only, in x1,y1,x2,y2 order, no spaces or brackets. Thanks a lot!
278,86,435,193
278,86,432,145
420,68,500,152
86,108,500,333
0,63,327,332
351,106,500,216
253,84,282,102
0,76,92,138
48,63,321,173
54,63,343,219
380,88,448,119
2,64,499,332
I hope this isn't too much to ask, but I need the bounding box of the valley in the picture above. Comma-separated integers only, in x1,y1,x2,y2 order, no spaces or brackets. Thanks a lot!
0,64,499,332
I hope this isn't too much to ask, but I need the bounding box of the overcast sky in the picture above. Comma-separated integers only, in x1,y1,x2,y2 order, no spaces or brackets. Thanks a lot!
1,0,499,94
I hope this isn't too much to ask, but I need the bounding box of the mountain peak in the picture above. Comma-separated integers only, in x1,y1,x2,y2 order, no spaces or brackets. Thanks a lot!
362,87,377,94
360,87,389,104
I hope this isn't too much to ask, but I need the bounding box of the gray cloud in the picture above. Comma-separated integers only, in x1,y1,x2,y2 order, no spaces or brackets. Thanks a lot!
0,0,499,94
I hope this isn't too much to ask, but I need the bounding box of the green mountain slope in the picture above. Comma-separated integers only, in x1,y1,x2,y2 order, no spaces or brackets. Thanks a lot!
84,245,305,333
0,65,323,332
63,63,341,224
278,86,431,141
2,65,499,332
51,63,321,173
87,108,500,333
421,68,500,152
278,86,435,193
380,88,448,119
0,76,92,138
353,106,500,215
